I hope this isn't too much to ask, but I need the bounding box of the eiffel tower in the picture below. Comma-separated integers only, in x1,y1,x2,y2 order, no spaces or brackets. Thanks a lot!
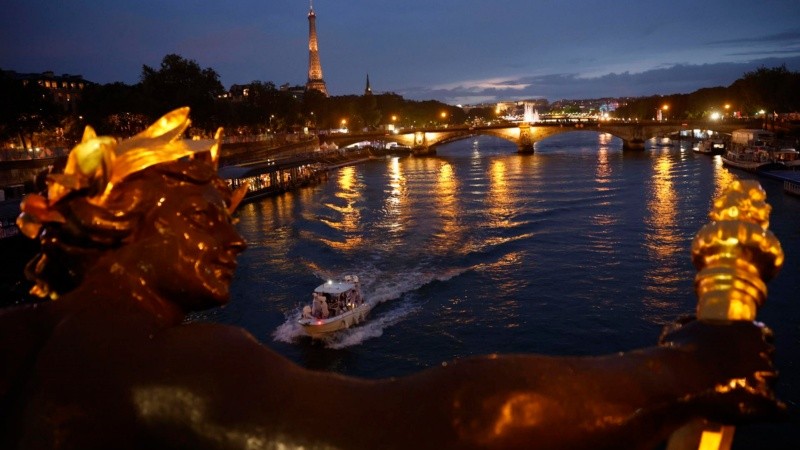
306,1,328,96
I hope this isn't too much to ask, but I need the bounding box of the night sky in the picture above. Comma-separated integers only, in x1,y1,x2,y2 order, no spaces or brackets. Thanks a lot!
3,0,800,105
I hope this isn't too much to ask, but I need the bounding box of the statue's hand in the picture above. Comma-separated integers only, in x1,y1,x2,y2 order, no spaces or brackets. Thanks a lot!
658,318,785,424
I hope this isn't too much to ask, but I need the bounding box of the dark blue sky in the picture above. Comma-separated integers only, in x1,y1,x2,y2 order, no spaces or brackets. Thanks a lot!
3,0,800,105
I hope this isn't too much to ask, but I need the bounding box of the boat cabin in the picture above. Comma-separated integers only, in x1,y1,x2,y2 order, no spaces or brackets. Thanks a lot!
307,276,363,319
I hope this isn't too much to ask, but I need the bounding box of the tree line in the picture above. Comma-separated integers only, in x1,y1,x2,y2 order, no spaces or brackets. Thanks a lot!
614,65,800,121
1,54,469,149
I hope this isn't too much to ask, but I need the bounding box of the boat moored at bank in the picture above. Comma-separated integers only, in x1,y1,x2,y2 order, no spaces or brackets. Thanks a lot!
721,129,795,172
693,136,728,155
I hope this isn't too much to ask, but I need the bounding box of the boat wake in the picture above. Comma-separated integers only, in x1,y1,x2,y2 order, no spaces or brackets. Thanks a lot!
271,265,470,347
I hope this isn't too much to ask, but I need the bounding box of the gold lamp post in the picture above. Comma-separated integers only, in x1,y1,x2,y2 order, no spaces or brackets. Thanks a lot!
667,179,784,450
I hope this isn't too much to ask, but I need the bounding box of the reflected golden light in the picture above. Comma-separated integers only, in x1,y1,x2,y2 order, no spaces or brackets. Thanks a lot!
711,156,736,201
384,156,408,233
133,386,299,449
491,393,547,437
488,160,514,229
337,165,354,191
319,166,363,250
595,147,611,188
642,149,681,312
594,134,614,193
435,162,459,238
389,156,403,198
647,150,679,256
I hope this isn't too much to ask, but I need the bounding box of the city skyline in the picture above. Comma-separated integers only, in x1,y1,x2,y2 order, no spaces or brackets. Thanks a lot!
2,0,800,105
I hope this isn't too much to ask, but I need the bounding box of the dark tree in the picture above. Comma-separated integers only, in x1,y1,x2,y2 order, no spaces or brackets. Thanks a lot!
78,82,148,136
359,92,381,130
0,71,61,149
0,70,64,148
139,54,225,132
731,65,800,114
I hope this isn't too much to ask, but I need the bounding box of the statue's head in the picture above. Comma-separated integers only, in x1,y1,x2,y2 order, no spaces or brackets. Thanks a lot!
17,108,248,311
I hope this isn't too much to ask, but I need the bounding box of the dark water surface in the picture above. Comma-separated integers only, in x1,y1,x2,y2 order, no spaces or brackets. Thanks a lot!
196,132,800,448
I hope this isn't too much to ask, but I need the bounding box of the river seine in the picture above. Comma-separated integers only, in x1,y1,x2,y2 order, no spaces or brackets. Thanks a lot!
198,131,800,448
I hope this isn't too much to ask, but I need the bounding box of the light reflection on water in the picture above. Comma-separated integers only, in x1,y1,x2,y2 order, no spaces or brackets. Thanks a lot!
642,147,683,318
230,135,717,353
319,166,364,250
216,133,800,448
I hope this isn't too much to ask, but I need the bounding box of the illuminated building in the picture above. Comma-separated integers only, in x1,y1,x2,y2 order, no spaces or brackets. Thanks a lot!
4,70,90,113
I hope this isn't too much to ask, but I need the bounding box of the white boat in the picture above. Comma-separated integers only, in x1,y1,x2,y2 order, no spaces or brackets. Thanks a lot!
721,149,769,172
723,128,789,172
721,147,788,172
298,275,371,336
693,137,727,155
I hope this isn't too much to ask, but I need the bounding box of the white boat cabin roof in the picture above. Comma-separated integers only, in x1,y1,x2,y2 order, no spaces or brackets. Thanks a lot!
314,280,356,295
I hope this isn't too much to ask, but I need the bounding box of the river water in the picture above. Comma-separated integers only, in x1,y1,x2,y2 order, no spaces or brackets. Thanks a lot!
196,132,800,448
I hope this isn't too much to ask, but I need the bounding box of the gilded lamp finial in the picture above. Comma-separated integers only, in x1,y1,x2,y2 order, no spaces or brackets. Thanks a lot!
691,180,784,321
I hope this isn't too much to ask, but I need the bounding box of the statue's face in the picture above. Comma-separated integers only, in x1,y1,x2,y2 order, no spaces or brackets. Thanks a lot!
141,183,246,311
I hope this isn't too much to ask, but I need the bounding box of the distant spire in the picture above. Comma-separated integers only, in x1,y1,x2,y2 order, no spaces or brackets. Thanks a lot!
364,73,372,96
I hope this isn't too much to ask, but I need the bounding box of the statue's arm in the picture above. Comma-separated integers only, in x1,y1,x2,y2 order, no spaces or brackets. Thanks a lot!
9,313,777,450
135,320,778,450
0,305,53,400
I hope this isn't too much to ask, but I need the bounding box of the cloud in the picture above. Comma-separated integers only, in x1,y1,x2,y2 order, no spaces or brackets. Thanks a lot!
708,30,800,46
396,56,800,105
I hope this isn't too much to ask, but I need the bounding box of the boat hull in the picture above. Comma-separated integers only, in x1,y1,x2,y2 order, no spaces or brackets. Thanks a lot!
721,156,785,173
721,156,763,172
299,303,372,336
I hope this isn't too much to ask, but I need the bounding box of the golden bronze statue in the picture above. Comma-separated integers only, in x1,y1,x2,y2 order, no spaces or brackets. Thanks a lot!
0,110,784,450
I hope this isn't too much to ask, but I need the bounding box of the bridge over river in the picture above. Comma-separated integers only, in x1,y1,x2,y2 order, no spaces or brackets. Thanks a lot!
322,119,763,155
